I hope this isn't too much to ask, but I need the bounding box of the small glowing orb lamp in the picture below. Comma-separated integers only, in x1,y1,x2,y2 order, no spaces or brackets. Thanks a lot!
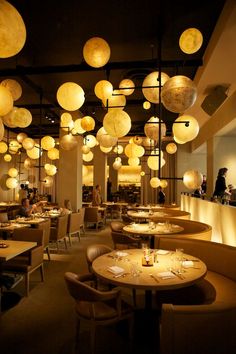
179,28,203,54
183,170,203,190
128,157,140,166
81,145,90,154
83,151,94,162
166,142,177,154
113,145,123,154
9,139,21,154
8,167,18,177
142,71,169,104
60,134,78,151
22,137,35,150
83,37,111,68
0,141,8,153
17,132,27,143
72,118,86,134
143,101,151,110
173,115,199,143
94,80,113,100
113,159,122,170
26,143,42,159
159,180,168,188
44,176,54,188
96,127,117,148
23,158,36,170
1,79,22,100
57,82,85,111
45,164,57,176
41,136,55,151
144,116,166,141
4,153,12,162
133,136,143,145
119,79,135,96
12,107,32,128
140,171,145,177
47,148,59,160
84,134,97,148
102,90,126,111
103,110,131,138
150,177,160,188
0,85,13,116
100,146,112,153
6,177,18,189
81,116,95,131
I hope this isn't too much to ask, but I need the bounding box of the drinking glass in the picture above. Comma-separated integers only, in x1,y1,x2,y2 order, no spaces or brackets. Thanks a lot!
175,248,184,273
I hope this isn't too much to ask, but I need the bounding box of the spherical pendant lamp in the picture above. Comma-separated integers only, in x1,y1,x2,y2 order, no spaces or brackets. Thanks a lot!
183,170,203,190
166,142,177,154
22,137,35,150
160,180,168,188
94,80,113,100
17,132,27,143
44,176,53,188
60,134,78,151
0,0,26,58
45,164,57,176
147,150,165,171
57,82,85,111
2,107,17,127
0,141,8,153
0,85,13,116
102,90,126,111
81,116,95,131
4,153,12,162
113,145,123,154
47,147,59,160
179,28,203,54
150,177,160,188
60,112,74,132
173,135,186,144
133,136,143,145
113,159,122,170
140,171,145,177
72,118,86,134
142,137,155,148
81,145,90,154
142,71,169,104
161,75,197,113
23,157,35,170
83,151,93,162
6,177,18,189
0,117,4,141
144,116,166,141
8,167,18,177
128,157,140,166
143,101,151,110
9,139,21,154
125,143,144,158
84,134,97,148
83,37,111,68
100,146,112,153
119,79,135,96
1,79,22,101
96,127,117,148
26,143,42,159
103,110,131,138
173,115,199,143
13,108,32,128
41,136,55,151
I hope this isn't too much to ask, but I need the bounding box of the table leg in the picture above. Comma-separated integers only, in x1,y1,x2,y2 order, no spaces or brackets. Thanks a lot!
145,290,153,310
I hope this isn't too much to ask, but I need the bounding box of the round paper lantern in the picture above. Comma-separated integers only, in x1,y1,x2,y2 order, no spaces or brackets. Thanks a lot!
144,116,166,141
2,107,17,127
57,82,85,111
143,101,151,110
113,159,122,170
60,116,74,132
133,136,143,145
0,141,8,153
94,80,113,100
22,137,35,150
115,157,121,163
1,79,22,100
103,110,131,138
72,118,86,134
0,0,26,58
128,157,140,166
113,145,123,154
166,142,177,154
0,85,13,116
8,167,18,177
102,90,126,111
179,28,203,54
12,108,32,128
142,137,155,148
161,75,197,113
4,153,12,162
0,117,4,141
119,79,135,96
60,134,78,151
160,180,168,188
47,148,59,160
17,132,27,143
81,116,95,131
41,136,55,151
9,139,21,154
125,143,144,158
81,145,90,154
150,177,160,188
96,127,117,148
83,37,111,68
84,134,97,148
173,115,199,143
83,151,93,162
183,170,203,190
140,171,145,177
45,164,57,176
6,177,18,189
142,71,169,103
147,150,165,171
26,143,42,159
100,146,112,153
174,135,185,144
23,157,35,170
44,176,53,188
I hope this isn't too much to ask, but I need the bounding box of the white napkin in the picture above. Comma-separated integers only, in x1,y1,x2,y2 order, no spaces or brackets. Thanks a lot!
182,260,194,268
107,266,125,275
116,251,128,257
157,271,176,279
156,249,169,255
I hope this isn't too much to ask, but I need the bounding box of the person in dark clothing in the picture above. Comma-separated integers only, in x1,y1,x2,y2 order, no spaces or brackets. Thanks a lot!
213,167,230,203
158,186,165,204
201,175,207,194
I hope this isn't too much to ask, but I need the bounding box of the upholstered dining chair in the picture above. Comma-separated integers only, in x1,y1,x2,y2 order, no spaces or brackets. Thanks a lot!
64,272,134,354
37,218,51,260
111,231,143,250
2,228,44,296
67,212,81,245
50,214,69,252
86,244,113,273
78,207,85,235
84,207,104,230
0,212,8,222
110,221,125,233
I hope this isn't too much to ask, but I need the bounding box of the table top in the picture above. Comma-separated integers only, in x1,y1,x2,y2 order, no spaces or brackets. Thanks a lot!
103,202,128,206
0,222,30,232
92,249,207,291
0,202,20,207
11,217,45,225
123,222,184,235
34,211,61,219
0,240,37,262
127,210,169,219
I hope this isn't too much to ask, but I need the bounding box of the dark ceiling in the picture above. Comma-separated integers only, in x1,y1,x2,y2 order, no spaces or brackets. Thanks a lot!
0,0,226,138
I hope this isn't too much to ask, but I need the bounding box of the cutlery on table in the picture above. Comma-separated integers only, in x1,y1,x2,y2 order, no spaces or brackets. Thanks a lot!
170,270,185,280
149,274,160,283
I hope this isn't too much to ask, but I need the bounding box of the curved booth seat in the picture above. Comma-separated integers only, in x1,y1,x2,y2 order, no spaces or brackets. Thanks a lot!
155,237,236,354
152,218,212,248
151,209,190,220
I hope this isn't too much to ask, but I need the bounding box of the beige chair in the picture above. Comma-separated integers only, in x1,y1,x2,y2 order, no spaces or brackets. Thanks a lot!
37,219,51,260
0,212,8,222
78,207,85,234
86,244,113,273
111,231,142,249
50,214,69,252
64,272,133,354
2,228,44,296
84,207,104,231
111,204,122,219
121,214,133,224
110,221,125,233
67,212,81,245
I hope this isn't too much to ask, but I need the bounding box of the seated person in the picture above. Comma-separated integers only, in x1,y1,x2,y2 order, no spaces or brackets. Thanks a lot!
59,199,72,215
19,198,37,217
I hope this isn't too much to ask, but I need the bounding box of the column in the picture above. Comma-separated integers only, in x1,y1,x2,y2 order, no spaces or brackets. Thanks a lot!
108,157,118,193
93,146,107,202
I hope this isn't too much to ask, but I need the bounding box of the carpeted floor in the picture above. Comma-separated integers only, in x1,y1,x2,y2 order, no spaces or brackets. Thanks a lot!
0,223,160,354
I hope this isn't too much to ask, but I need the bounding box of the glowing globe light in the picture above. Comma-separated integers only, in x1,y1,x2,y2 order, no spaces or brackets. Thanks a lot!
26,143,42,159
60,112,74,132
0,141,8,153
160,180,168,188
81,116,95,131
17,132,27,143
4,153,12,162
119,79,135,96
142,71,169,103
23,157,36,170
166,142,177,154
143,101,151,110
183,170,203,190
144,116,166,141
113,145,123,154
142,137,155,148
12,108,32,128
9,139,21,154
113,159,122,170
41,136,55,151
103,110,131,138
179,28,203,54
100,146,112,153
83,151,93,162
94,80,113,100
174,135,185,144
2,107,17,127
0,0,26,58
84,134,97,148
102,90,126,111
44,176,54,188
81,145,90,154
133,136,143,145
125,143,144,158
8,167,18,177
47,148,59,160
0,85,13,116
45,164,57,176
150,177,160,188
71,118,85,135
140,171,145,177
60,134,78,151
161,75,197,113
6,177,18,189
147,150,165,171
128,157,140,166
57,82,85,111
1,79,22,101
0,117,4,141
96,127,117,148
83,37,111,68
173,115,199,143
22,137,35,150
